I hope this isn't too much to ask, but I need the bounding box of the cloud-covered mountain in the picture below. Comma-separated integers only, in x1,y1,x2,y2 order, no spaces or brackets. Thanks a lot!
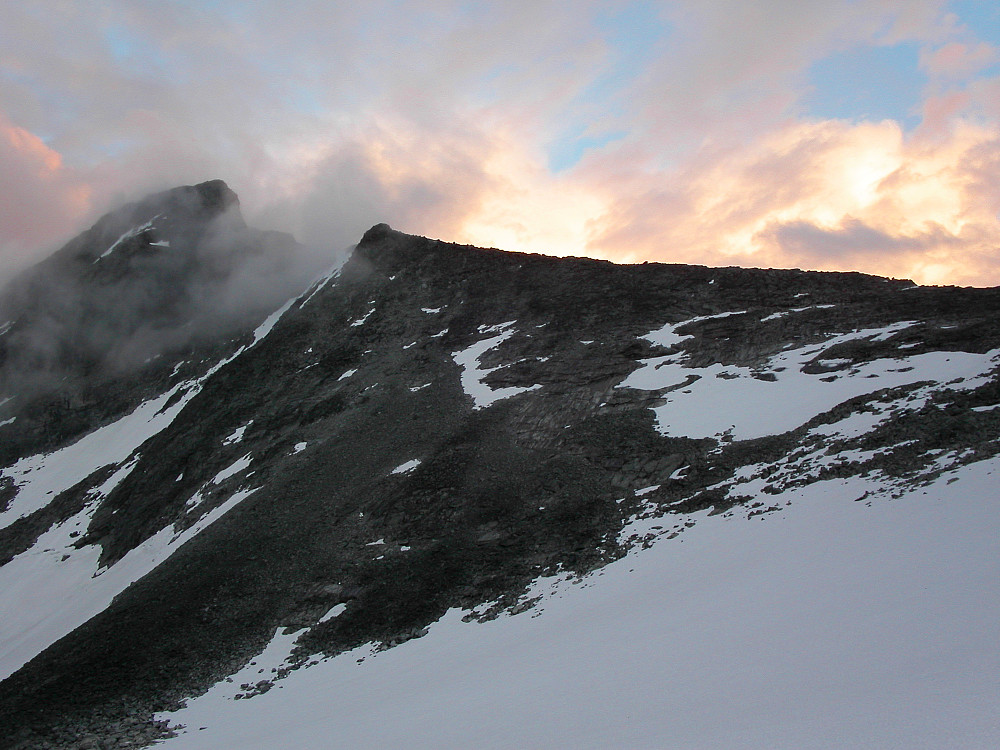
1,183,999,749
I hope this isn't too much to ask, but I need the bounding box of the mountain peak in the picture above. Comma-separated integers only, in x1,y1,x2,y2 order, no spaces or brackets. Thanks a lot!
359,222,394,244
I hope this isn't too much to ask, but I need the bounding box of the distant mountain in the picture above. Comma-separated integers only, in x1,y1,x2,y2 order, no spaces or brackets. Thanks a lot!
2,186,999,749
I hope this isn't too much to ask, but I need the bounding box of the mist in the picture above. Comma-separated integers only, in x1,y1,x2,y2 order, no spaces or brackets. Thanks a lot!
0,180,339,403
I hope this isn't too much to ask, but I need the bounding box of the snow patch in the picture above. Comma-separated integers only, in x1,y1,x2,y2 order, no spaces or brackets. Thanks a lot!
350,309,375,327
223,421,252,445
452,323,542,409
96,217,159,262
643,310,747,349
319,603,347,623
620,319,1000,440
391,459,422,475
212,454,253,485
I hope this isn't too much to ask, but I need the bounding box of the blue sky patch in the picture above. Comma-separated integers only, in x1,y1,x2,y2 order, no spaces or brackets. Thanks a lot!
801,42,926,129
547,1,667,172
548,127,626,173
950,1,1000,46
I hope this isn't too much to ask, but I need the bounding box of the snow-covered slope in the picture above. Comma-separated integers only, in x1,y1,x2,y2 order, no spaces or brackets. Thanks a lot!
159,457,1000,750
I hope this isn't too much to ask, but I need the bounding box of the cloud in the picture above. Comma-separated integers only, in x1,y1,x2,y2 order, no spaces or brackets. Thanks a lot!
578,117,1000,285
0,113,92,285
1,0,999,290
922,40,999,78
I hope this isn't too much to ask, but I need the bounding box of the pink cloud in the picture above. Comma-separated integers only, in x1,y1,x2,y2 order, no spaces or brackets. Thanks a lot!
922,41,998,79
0,113,91,280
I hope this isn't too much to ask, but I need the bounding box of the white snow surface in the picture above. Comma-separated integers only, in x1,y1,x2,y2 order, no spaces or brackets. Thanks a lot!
159,458,1000,749
0,287,304,680
350,308,375,327
621,319,1000,440
223,422,252,445
0,382,199,530
298,263,343,308
212,453,253,484
452,322,541,409
390,459,421,475
96,217,159,261
0,487,261,681
642,309,748,348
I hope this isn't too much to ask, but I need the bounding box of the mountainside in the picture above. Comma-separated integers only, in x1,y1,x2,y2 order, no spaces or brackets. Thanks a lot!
1,186,999,748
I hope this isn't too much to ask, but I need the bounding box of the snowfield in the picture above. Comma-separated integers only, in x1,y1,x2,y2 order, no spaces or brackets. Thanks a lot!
157,457,1000,750
620,318,1000,440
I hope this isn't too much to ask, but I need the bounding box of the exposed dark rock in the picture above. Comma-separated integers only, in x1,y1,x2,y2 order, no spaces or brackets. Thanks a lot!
2,195,999,749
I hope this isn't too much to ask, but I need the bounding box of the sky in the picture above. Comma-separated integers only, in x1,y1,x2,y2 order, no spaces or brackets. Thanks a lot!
2,1,1000,286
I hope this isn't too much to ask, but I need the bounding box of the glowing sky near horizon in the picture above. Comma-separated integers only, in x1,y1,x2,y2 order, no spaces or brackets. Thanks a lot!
2,1,1000,285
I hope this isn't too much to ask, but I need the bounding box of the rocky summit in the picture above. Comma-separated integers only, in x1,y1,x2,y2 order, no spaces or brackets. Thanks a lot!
1,183,999,748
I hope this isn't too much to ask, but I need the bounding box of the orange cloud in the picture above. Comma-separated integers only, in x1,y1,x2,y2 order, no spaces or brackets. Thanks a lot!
383,114,999,287
0,113,91,278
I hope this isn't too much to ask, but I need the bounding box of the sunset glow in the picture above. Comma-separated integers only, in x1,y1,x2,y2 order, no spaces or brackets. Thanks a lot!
2,1,999,285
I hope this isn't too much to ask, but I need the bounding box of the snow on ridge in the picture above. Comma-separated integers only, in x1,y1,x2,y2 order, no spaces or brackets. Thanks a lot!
0,262,343,680
452,323,542,409
251,296,299,345
95,216,161,262
620,319,1000,440
298,264,343,308
0,379,201,532
0,321,12,337
0,292,294,533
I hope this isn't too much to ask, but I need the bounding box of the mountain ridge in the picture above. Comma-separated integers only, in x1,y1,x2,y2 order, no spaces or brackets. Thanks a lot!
1,183,999,748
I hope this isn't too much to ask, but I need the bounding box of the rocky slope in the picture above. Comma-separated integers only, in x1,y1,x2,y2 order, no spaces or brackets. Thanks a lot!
1,190,999,748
